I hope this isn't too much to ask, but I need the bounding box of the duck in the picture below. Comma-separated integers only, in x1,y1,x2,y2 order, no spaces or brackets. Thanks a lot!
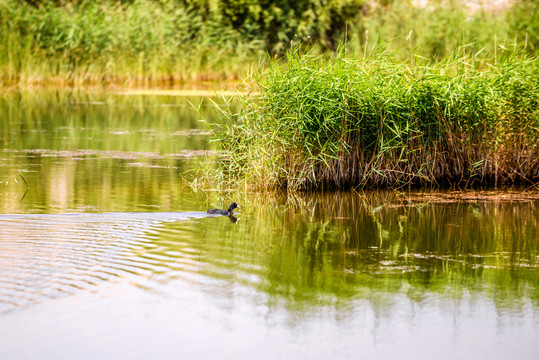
207,202,240,216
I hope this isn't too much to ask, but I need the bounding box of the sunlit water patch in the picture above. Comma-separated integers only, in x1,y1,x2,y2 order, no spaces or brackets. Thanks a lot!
0,212,212,312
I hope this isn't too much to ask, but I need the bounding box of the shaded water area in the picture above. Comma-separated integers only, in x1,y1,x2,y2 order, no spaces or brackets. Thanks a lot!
1,90,538,359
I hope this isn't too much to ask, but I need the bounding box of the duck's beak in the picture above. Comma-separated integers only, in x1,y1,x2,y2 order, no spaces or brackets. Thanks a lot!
237,205,241,208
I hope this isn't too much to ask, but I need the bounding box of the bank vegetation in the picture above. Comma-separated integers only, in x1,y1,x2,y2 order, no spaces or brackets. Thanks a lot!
1,0,537,86
210,47,539,189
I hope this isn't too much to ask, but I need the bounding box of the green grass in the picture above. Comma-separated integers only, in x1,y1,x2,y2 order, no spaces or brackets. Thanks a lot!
0,0,537,86
352,0,539,60
209,46,539,190
0,0,265,86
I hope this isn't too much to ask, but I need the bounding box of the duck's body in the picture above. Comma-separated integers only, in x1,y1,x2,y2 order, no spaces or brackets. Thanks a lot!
207,202,240,216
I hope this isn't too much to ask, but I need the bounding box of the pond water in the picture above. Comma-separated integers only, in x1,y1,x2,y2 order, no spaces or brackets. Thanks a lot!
0,90,538,360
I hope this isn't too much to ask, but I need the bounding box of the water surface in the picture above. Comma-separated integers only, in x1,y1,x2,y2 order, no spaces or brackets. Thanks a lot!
0,90,538,359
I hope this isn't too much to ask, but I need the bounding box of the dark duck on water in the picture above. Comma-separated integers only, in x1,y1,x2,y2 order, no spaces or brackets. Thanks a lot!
207,202,240,216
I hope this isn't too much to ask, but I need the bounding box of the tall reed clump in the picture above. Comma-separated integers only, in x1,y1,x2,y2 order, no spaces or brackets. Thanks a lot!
211,48,539,190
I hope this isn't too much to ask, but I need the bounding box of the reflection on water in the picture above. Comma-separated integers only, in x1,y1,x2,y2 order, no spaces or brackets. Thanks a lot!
0,90,217,153
0,192,537,359
0,90,224,214
157,191,539,311
0,91,538,359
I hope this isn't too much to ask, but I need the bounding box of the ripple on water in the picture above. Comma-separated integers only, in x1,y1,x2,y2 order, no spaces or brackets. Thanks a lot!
0,212,209,313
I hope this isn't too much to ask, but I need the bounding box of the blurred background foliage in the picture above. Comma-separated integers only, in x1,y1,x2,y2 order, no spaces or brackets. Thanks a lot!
14,0,368,54
1,0,537,84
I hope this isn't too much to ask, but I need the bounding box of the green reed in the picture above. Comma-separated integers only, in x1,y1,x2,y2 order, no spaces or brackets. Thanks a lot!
211,46,539,190
1,0,537,86
350,0,538,60
0,0,264,86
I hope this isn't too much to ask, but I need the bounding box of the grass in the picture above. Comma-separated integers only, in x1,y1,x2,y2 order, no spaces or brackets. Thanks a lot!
353,0,539,60
0,0,265,86
0,0,537,87
209,46,539,190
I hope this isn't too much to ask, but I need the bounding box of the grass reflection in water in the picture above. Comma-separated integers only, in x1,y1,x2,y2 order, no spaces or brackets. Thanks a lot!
141,191,538,313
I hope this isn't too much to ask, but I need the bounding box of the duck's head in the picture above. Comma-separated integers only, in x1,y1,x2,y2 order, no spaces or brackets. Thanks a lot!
228,202,240,211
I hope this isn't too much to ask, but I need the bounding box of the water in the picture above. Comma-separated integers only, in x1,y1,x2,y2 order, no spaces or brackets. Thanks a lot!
0,90,538,359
